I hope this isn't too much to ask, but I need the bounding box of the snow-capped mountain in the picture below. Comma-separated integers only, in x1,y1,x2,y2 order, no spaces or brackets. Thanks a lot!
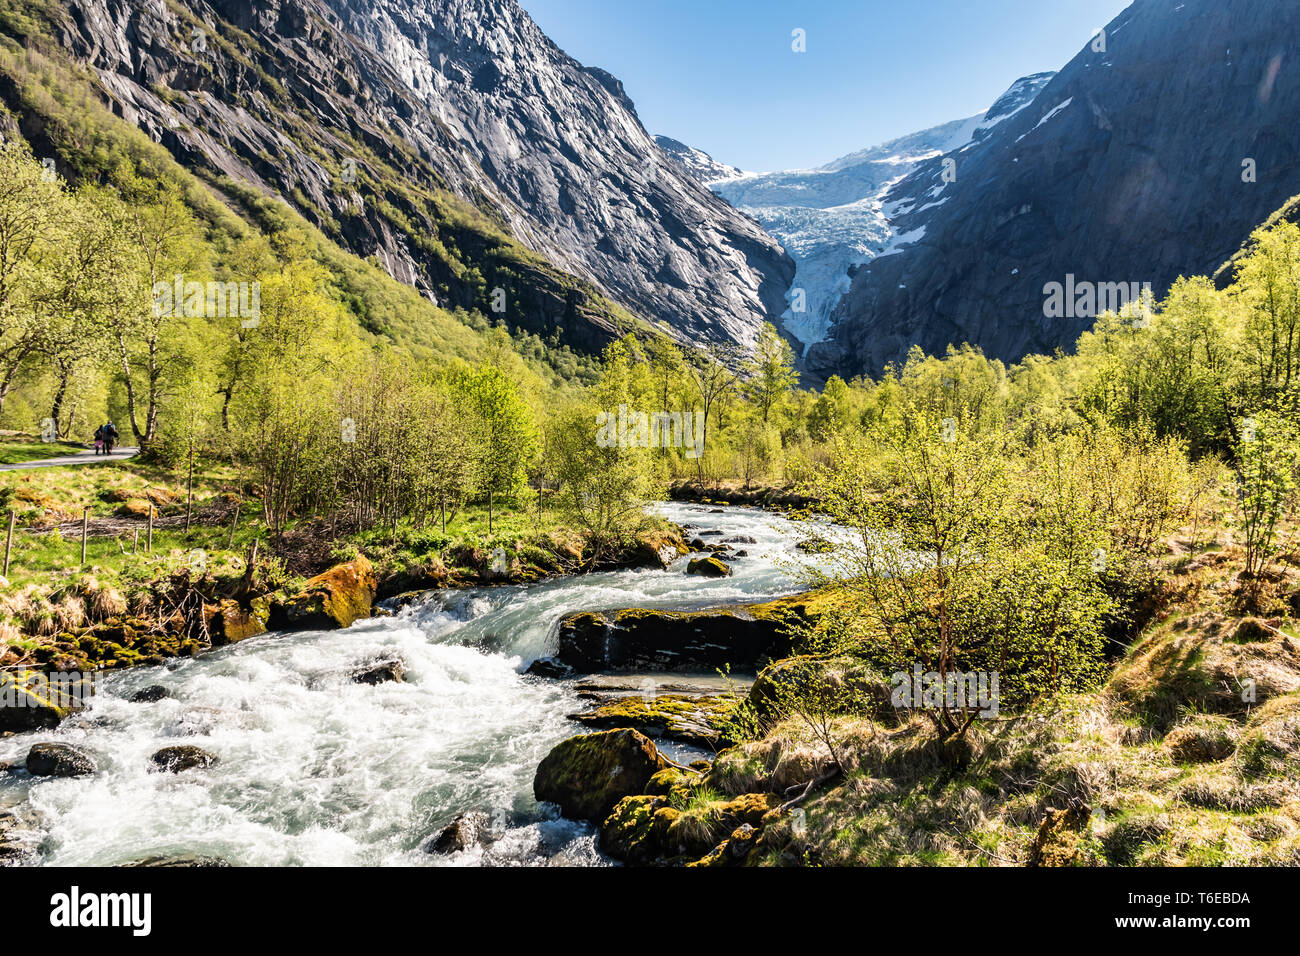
824,0,1300,379
660,74,1054,354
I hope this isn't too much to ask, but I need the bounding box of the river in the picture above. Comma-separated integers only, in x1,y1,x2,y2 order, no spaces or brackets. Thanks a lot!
0,502,841,867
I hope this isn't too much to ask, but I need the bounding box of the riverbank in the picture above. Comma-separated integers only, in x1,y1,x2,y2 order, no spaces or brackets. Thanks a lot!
523,533,1300,867
0,502,831,866
0,520,698,716
667,479,817,512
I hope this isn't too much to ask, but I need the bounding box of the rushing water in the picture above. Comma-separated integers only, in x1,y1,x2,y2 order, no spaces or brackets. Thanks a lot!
0,503,842,867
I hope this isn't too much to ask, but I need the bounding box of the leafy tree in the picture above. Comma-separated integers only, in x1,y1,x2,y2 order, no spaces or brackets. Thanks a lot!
744,322,799,423
110,166,206,450
29,186,133,438
806,416,1111,741
549,397,661,564
450,361,539,532
687,343,742,477
0,140,63,414
1232,409,1299,577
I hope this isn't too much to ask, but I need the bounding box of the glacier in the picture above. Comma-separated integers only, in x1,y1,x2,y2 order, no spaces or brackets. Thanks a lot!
658,72,1055,355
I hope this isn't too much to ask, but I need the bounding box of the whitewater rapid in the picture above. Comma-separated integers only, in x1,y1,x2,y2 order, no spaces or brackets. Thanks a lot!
0,503,840,867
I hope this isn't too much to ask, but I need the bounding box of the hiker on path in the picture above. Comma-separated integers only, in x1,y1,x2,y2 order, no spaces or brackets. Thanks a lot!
101,421,119,455
93,424,104,455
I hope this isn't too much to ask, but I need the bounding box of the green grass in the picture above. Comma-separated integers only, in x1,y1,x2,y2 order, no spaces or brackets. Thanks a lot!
0,437,83,465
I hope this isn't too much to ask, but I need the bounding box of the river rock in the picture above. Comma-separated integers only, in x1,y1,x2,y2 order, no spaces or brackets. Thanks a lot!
687,556,731,577
0,808,38,865
723,535,757,545
427,810,494,854
795,535,834,555
26,742,97,777
0,671,69,731
352,659,404,685
567,693,733,746
206,598,269,646
119,854,231,867
271,556,378,631
727,823,758,860
151,745,218,773
623,530,689,570
534,729,667,822
130,685,172,703
524,657,574,679
598,794,667,864
552,592,827,673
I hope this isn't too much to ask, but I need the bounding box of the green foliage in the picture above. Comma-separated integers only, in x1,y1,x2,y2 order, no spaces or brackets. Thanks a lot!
1230,409,1299,576
804,417,1119,735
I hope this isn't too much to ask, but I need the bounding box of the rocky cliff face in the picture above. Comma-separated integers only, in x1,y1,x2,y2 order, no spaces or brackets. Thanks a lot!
323,0,792,348
45,0,793,351
653,136,743,187
818,0,1300,378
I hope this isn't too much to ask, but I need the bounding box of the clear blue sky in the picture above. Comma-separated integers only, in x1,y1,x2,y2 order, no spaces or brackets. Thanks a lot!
520,0,1133,171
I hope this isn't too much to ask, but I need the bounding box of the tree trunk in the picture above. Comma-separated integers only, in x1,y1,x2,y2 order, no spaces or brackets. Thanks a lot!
49,366,70,440
185,447,195,531
117,336,144,445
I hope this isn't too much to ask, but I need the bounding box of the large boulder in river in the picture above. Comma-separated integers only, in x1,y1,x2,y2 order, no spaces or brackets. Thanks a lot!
548,592,831,674
534,729,667,822
687,556,731,578
206,598,269,646
627,529,690,570
151,745,218,773
27,742,96,777
271,556,378,631
0,671,70,731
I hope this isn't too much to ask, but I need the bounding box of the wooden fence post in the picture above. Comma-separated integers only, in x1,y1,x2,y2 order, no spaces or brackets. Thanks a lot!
3,510,14,578
227,500,240,550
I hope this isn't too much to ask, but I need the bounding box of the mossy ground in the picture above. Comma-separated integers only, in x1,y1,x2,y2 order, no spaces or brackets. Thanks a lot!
0,443,686,671
596,532,1300,867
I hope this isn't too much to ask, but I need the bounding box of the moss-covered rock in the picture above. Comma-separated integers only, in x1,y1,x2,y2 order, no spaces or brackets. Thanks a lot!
599,794,665,863
644,766,697,796
794,535,834,555
624,529,690,570
206,598,269,646
0,670,69,731
551,591,831,673
1028,805,1097,867
686,556,731,578
567,694,735,746
271,556,377,630
533,729,667,822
